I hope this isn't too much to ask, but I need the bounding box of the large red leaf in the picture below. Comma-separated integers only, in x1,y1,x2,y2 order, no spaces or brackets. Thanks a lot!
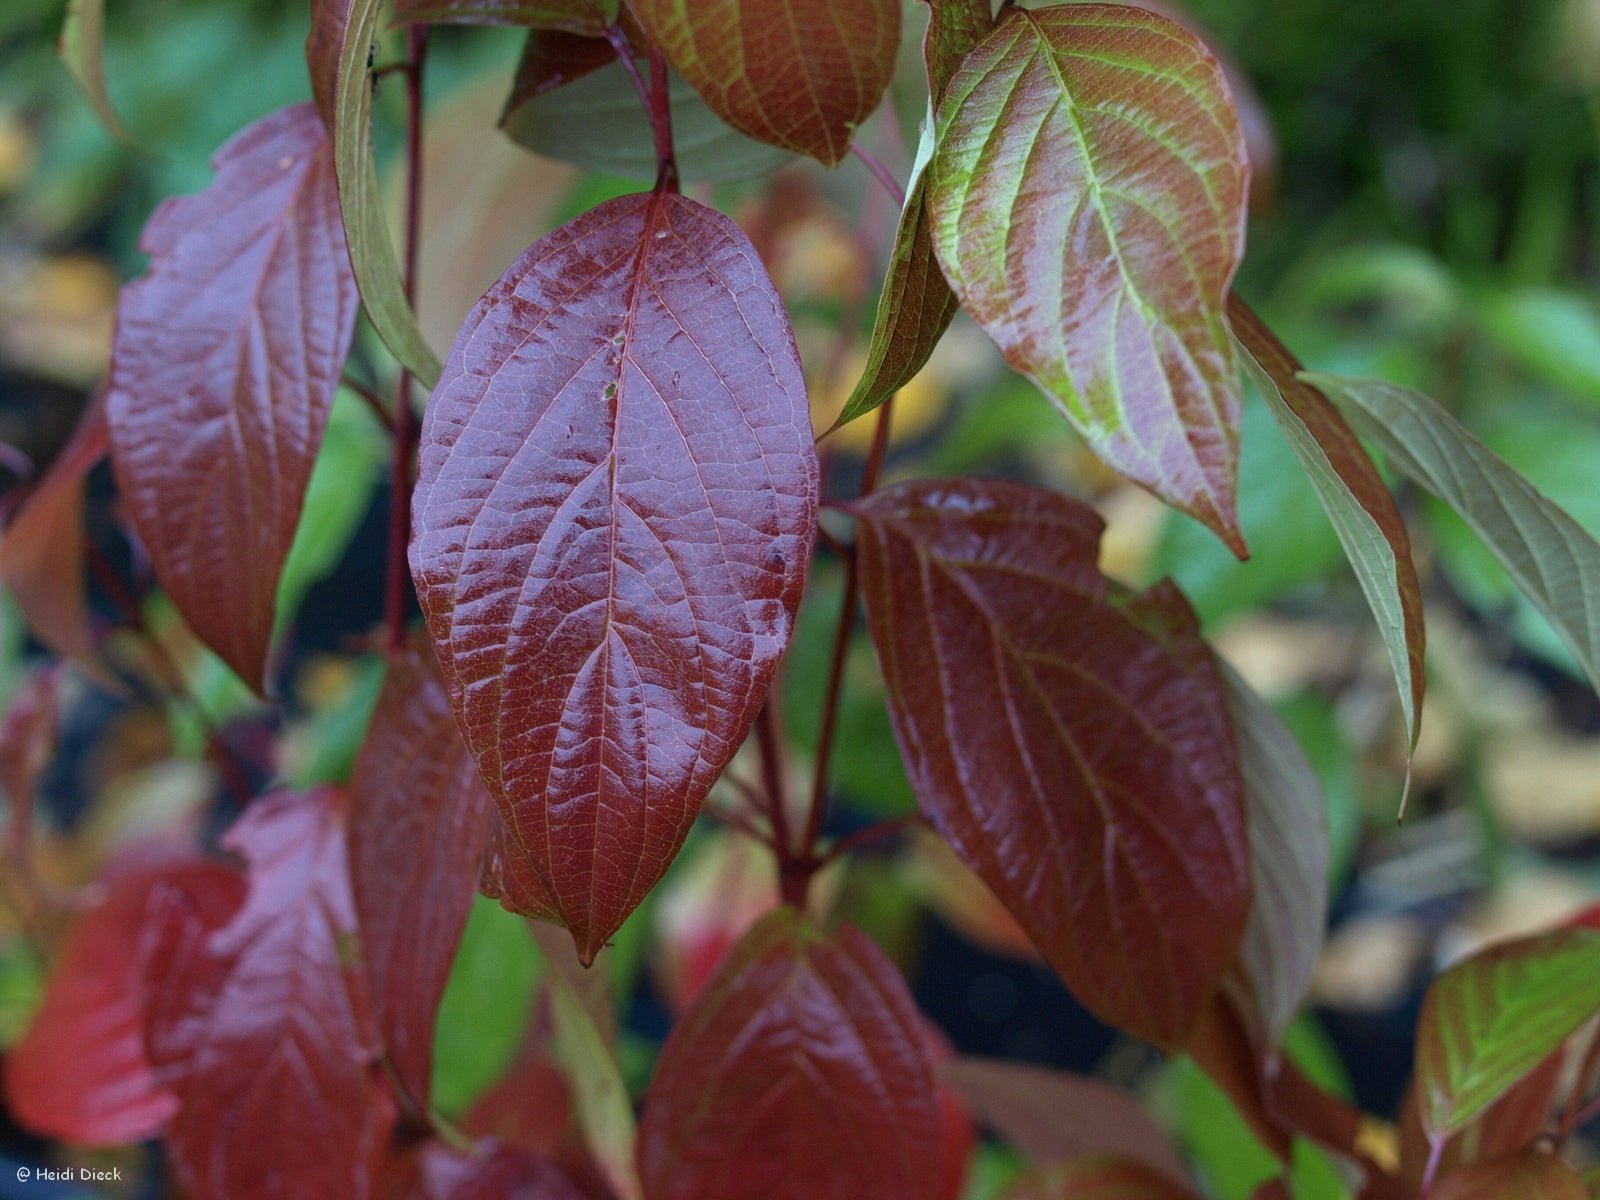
853,478,1250,1048
410,191,817,963
141,788,394,1199
348,637,497,1110
926,5,1250,553
106,104,358,693
635,908,943,1200
1004,1158,1201,1200
631,0,901,166
2,858,241,1145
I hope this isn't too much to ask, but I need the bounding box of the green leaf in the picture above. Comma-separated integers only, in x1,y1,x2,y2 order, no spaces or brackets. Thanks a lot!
1477,287,1600,409
58,0,138,147
500,53,792,182
310,0,444,387
1231,303,1426,756
1307,372,1600,696
1414,928,1600,1139
926,4,1251,554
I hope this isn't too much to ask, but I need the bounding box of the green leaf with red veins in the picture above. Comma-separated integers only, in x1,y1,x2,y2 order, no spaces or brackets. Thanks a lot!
854,479,1251,1049
926,5,1250,554
1432,1153,1586,1200
630,0,901,166
106,105,358,693
1415,928,1600,1140
409,191,817,964
637,908,944,1200
1004,1158,1202,1200
391,0,617,33
832,0,996,432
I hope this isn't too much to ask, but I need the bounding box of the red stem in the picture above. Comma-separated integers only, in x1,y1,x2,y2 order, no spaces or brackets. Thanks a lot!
851,143,906,207
606,26,677,193
382,26,428,655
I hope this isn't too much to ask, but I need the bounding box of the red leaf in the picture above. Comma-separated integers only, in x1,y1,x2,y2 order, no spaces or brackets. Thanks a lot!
106,104,358,693
141,788,394,1199
1431,1152,1586,1200
385,1141,588,1200
348,637,497,1110
504,28,623,102
3,858,242,1145
631,0,901,165
853,479,1250,1048
636,908,943,1200
462,1050,574,1159
410,191,817,962
0,395,108,665
1004,1158,1201,1200
390,0,615,34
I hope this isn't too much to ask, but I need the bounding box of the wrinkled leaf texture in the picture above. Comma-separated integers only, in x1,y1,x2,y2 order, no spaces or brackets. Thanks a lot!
391,0,616,33
832,0,994,431
3,858,240,1145
106,104,358,693
927,5,1251,553
347,637,496,1110
854,478,1250,1049
142,788,393,1200
1414,927,1600,1140
1431,1153,1586,1200
411,190,817,964
636,908,944,1200
1005,1158,1200,1200
631,0,901,166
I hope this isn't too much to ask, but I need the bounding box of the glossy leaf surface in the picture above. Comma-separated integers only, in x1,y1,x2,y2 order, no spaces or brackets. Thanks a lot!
1005,1158,1200,1200
632,0,900,166
3,860,241,1145
636,908,943,1200
854,478,1250,1048
411,191,817,962
1224,663,1329,1048
1415,928,1600,1138
347,638,496,1109
391,0,616,32
833,0,994,430
106,104,358,692
1231,303,1426,751
1308,371,1600,696
142,789,392,1199
309,0,444,386
927,5,1250,552
1433,1153,1586,1200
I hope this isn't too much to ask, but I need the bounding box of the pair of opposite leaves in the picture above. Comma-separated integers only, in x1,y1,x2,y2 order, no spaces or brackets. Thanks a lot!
106,4,1256,1042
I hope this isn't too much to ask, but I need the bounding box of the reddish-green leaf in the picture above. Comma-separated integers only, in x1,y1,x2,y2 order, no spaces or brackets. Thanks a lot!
347,637,496,1111
142,788,393,1199
3,859,241,1145
1230,301,1426,755
854,479,1250,1048
106,104,358,693
832,0,995,432
1398,1053,1564,1191
1005,1158,1201,1200
636,908,943,1200
926,5,1250,553
410,191,817,963
58,0,137,146
941,1057,1188,1183
308,0,444,387
1,394,106,666
391,0,617,33
1415,928,1600,1140
1432,1153,1586,1200
631,0,901,166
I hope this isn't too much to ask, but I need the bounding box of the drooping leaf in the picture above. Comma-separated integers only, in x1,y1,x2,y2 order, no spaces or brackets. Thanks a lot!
636,908,943,1200
308,0,444,387
501,53,793,183
106,104,358,693
1004,1158,1201,1200
853,479,1251,1049
831,0,995,432
391,0,616,33
0,394,107,666
1223,663,1330,1050
631,0,901,166
941,1057,1188,1183
347,637,496,1111
141,788,394,1199
410,190,817,962
3,859,242,1145
58,0,137,146
1230,301,1426,754
926,5,1251,553
1414,928,1600,1140
1432,1153,1586,1200
1306,371,1600,697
